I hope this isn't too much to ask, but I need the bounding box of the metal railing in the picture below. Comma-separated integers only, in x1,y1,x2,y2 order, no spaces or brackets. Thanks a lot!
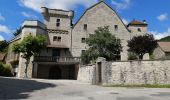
34,56,81,63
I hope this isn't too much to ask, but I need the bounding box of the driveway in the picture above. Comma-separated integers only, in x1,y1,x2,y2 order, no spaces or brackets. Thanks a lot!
0,77,170,100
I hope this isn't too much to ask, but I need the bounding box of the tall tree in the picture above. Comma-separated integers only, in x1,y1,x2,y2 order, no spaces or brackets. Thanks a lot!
0,40,8,53
128,34,158,60
81,26,122,64
13,27,22,36
13,34,46,78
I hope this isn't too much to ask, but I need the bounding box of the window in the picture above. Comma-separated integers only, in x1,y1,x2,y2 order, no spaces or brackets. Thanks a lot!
53,36,61,42
81,38,86,43
82,50,86,54
114,25,118,31
56,19,60,27
58,37,61,41
84,24,87,30
53,36,58,41
138,28,141,32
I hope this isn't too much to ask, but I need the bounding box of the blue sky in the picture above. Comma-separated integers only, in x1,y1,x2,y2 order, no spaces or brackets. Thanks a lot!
0,0,170,41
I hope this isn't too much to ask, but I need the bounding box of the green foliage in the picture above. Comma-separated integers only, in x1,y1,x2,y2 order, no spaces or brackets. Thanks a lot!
0,62,13,77
0,40,9,53
128,52,138,60
12,34,46,78
81,26,122,64
159,36,170,42
13,34,46,59
149,54,155,60
81,48,98,64
128,34,158,60
13,27,22,36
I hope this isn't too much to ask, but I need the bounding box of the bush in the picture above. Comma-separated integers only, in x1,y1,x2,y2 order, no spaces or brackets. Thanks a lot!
128,52,138,60
0,62,13,77
149,54,155,60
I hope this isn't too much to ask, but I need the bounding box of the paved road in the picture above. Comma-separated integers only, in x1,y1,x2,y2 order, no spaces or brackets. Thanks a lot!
1,77,170,100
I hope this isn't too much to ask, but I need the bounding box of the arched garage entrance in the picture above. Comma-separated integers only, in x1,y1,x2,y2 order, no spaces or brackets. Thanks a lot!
49,67,61,79
36,64,79,80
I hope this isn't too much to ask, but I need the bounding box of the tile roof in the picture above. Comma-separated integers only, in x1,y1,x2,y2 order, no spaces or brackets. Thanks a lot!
158,42,170,52
0,53,6,61
128,20,147,26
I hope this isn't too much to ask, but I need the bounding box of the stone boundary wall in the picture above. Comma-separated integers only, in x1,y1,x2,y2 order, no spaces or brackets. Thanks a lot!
103,60,170,85
77,65,96,84
78,58,170,85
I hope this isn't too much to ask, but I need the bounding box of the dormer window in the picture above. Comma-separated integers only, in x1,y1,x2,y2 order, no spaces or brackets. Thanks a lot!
56,19,60,27
84,24,87,30
137,28,141,32
114,25,118,31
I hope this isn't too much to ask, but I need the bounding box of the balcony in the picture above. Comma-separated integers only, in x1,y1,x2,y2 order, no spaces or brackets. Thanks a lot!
34,56,81,63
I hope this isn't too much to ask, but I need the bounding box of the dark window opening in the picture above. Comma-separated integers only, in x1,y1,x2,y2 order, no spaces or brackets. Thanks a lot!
81,38,86,43
56,19,60,27
84,24,87,30
138,28,141,32
53,36,58,41
114,25,118,31
82,50,86,54
53,36,61,42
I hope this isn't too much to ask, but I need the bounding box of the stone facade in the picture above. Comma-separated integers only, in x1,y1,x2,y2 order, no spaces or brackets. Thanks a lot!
72,2,147,60
153,42,170,59
6,1,148,78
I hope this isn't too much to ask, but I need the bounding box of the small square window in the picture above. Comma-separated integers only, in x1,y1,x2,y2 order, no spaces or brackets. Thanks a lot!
58,37,61,42
56,23,60,27
53,36,61,42
57,19,60,22
81,38,86,43
53,36,58,41
114,25,118,31
138,28,141,32
84,24,87,30
82,50,86,54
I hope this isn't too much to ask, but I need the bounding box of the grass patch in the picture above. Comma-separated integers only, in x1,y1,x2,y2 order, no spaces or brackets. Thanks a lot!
104,84,170,88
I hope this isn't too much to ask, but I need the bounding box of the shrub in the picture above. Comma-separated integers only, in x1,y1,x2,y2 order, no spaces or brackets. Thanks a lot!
128,52,138,60
0,62,13,77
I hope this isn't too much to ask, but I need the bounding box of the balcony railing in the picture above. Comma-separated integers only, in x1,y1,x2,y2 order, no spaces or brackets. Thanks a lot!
34,56,81,63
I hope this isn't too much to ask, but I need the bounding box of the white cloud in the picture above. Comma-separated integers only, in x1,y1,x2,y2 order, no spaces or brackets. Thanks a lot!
122,18,129,25
157,13,168,21
0,35,4,41
18,0,98,12
0,13,5,21
150,28,170,40
112,0,131,10
0,24,12,33
21,11,37,18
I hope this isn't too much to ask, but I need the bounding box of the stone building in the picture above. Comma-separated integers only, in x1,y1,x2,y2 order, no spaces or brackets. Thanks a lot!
6,1,148,79
153,42,170,59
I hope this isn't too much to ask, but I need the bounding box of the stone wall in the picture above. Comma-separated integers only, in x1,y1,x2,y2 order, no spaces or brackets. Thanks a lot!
102,60,170,85
79,59,170,85
77,65,96,84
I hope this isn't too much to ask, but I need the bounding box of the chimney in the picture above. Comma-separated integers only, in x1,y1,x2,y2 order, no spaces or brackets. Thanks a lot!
143,20,147,24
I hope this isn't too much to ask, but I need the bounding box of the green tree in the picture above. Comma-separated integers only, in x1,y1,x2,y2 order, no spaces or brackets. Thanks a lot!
159,36,170,42
81,26,122,64
127,34,158,60
13,34,46,78
13,27,22,36
0,40,8,53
